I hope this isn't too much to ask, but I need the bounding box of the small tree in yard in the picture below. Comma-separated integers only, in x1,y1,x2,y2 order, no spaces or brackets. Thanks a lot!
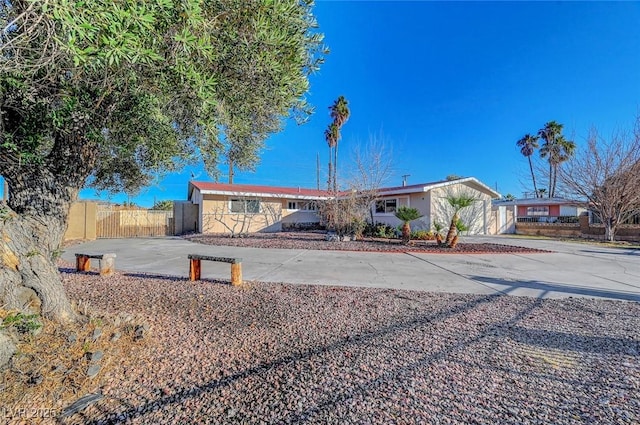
394,207,422,244
319,193,368,240
0,1,325,323
321,133,395,240
347,133,394,224
444,194,477,247
432,221,445,246
560,125,640,242
449,219,469,249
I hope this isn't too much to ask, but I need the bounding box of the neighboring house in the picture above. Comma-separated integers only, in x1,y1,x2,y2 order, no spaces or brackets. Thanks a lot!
188,182,330,234
188,177,500,235
371,178,500,235
491,196,588,234
494,197,587,223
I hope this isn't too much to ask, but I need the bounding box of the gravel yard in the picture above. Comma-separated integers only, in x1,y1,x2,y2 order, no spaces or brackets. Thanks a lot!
184,232,550,254
59,269,640,424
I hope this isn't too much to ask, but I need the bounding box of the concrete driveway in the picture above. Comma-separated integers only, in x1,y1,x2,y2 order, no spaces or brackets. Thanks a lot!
62,235,640,302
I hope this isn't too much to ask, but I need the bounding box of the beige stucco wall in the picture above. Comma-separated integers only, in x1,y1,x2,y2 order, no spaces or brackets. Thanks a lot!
430,184,493,235
371,183,494,234
64,201,97,241
199,194,320,234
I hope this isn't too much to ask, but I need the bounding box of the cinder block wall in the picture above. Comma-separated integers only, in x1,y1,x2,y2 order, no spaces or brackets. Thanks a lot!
64,202,97,241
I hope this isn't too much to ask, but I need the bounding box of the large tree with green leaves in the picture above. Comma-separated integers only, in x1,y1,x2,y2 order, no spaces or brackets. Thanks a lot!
0,0,325,322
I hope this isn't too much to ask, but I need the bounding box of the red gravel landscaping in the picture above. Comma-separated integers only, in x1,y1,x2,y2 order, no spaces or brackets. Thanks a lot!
184,231,551,254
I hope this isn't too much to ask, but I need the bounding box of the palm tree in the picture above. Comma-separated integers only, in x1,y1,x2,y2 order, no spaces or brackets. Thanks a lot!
449,219,469,249
432,220,445,245
324,122,338,191
328,96,350,192
551,135,576,197
444,194,477,246
394,206,422,244
516,134,540,197
538,121,572,197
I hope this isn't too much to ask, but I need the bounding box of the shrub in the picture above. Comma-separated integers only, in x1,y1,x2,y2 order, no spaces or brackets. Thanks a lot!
411,230,434,240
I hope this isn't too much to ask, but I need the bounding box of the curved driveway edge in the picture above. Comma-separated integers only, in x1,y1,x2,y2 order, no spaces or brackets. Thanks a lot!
62,236,640,302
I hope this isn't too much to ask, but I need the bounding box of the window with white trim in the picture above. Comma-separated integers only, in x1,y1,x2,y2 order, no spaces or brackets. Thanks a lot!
230,198,260,213
375,199,397,214
287,201,318,211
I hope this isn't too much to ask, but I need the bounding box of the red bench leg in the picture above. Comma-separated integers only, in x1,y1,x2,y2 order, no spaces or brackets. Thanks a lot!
190,259,201,281
76,256,91,272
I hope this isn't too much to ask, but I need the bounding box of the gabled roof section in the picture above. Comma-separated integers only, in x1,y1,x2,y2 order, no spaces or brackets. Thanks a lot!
379,177,501,198
188,181,332,201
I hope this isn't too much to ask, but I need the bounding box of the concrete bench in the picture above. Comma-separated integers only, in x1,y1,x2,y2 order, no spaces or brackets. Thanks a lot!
188,254,243,286
75,253,116,276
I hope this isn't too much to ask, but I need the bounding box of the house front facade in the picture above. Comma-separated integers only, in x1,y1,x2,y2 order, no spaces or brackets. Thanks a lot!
188,182,330,234
371,178,501,235
188,177,500,235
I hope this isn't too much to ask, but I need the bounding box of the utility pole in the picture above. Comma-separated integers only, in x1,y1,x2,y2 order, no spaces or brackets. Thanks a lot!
228,160,234,184
402,174,410,187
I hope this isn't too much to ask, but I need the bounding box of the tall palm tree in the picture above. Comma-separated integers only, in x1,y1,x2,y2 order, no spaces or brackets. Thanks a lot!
394,206,422,244
551,135,576,197
516,134,540,197
538,121,563,197
444,193,477,247
324,122,338,191
539,121,576,197
328,96,350,192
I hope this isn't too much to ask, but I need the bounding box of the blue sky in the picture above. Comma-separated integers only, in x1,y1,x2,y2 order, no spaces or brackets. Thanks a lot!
33,1,639,206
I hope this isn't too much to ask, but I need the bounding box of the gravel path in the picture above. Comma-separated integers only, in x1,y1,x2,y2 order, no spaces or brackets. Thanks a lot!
184,232,550,254
61,269,640,424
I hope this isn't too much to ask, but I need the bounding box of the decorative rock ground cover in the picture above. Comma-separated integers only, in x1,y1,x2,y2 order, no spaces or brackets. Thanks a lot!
185,232,551,254
48,269,640,424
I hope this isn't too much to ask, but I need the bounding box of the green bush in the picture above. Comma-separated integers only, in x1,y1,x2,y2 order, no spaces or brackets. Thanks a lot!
360,222,400,239
411,230,434,240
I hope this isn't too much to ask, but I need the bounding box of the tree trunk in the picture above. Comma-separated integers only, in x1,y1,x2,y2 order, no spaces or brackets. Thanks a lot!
444,213,458,247
605,221,616,242
1,145,92,323
327,145,333,192
548,163,553,197
334,141,339,193
528,157,538,197
0,212,75,322
402,222,411,244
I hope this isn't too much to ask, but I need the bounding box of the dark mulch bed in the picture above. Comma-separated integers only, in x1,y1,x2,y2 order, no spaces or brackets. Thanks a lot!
184,231,551,254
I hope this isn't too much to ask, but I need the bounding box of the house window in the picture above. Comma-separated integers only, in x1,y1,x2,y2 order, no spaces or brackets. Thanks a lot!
375,199,397,214
230,198,260,213
302,201,318,211
287,201,318,211
526,206,549,216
